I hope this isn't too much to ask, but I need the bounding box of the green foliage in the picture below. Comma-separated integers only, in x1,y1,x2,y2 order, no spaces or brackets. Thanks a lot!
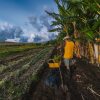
0,47,53,100
46,0,100,42
0,43,47,58
53,55,61,62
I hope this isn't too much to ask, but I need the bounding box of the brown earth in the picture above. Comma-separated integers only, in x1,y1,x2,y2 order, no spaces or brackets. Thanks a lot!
24,58,100,100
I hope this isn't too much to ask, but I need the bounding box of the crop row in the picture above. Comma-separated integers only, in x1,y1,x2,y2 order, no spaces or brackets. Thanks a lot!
0,48,42,63
0,47,53,100
0,47,47,82
0,48,42,74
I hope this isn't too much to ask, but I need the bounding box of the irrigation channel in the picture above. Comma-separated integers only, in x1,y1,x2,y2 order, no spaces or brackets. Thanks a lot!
23,48,100,100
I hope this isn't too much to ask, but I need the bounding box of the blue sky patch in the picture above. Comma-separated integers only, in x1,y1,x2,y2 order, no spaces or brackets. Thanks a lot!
0,0,58,42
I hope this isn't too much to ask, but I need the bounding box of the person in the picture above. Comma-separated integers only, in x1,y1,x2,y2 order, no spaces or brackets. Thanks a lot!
63,35,75,79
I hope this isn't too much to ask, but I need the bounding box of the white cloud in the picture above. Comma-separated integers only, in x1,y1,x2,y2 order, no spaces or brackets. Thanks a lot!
0,22,13,31
0,14,58,43
0,21,24,42
27,33,35,43
27,15,58,42
5,38,20,43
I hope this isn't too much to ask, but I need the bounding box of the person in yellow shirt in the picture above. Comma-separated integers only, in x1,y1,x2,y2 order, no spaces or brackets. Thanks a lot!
63,36,75,78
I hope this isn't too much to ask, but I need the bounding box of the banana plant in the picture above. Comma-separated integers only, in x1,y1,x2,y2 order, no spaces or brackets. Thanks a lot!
46,0,100,42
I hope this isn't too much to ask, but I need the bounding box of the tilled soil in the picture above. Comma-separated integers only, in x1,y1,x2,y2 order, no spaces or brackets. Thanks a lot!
31,68,70,100
0,48,42,64
0,47,54,100
25,58,100,100
0,51,40,79
73,59,100,100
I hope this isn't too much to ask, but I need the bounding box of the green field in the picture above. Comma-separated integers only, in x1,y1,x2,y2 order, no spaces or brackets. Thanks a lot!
0,42,53,100
0,43,43,58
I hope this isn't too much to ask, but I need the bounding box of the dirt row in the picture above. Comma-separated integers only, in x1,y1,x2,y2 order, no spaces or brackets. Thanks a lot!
0,47,54,100
25,57,100,100
0,49,43,79
0,48,42,64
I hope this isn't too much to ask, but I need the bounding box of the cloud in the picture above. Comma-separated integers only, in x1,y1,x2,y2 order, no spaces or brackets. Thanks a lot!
20,32,35,43
27,14,58,42
28,14,53,31
0,22,13,30
5,38,20,43
0,11,58,43
0,22,24,42
28,16,42,32
40,15,52,30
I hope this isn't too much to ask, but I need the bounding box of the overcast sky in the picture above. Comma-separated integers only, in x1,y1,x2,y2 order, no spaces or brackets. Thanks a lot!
0,0,58,43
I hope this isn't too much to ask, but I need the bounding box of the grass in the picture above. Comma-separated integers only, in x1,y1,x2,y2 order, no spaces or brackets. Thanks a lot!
0,46,53,100
0,45,34,58
0,42,53,99
0,43,46,58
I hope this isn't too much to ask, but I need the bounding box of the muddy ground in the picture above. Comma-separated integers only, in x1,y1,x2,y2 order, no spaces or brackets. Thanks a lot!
23,58,100,100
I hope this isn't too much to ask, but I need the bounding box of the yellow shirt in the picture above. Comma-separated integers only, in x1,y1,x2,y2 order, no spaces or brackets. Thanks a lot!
64,40,74,59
